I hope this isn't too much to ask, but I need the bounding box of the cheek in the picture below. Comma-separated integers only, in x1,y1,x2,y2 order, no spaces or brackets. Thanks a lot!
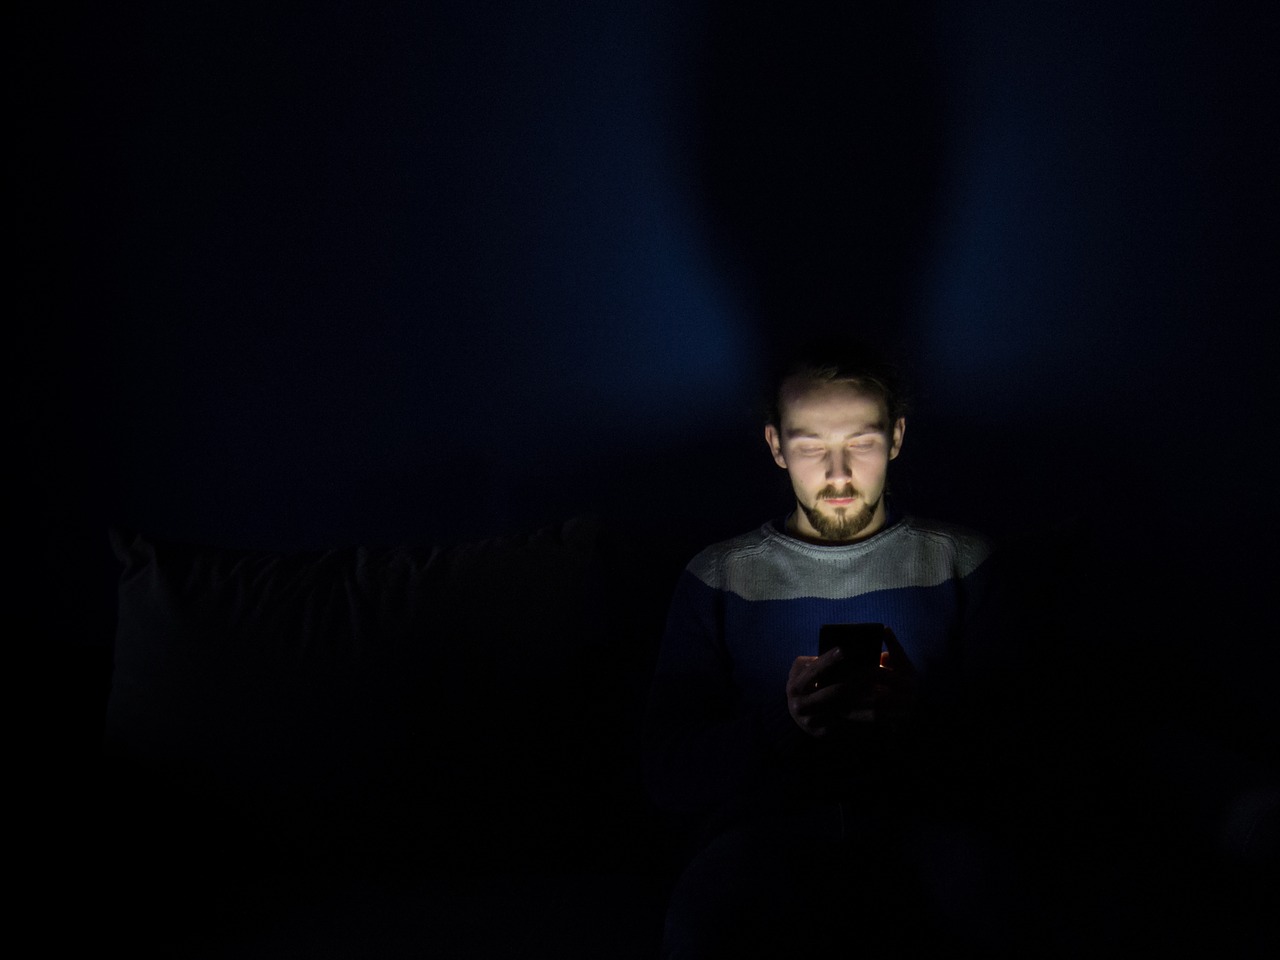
798,462,827,486
787,465,820,495
856,461,889,489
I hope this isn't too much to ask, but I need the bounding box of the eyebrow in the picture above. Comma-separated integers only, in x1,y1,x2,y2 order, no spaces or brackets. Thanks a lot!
784,426,885,440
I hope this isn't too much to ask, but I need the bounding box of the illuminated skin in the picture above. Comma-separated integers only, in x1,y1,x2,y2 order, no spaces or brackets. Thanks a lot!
764,376,913,733
763,377,905,545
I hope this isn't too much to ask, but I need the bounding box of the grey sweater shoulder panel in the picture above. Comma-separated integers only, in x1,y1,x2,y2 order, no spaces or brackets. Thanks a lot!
686,517,990,602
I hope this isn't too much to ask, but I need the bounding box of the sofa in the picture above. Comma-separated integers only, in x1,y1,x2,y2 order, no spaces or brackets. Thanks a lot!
81,514,705,959
70,510,1276,958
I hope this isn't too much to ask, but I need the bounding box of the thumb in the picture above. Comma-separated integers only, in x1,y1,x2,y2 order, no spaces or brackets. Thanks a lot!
881,626,915,674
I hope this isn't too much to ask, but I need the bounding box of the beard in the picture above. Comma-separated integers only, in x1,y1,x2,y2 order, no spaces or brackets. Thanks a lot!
798,485,880,541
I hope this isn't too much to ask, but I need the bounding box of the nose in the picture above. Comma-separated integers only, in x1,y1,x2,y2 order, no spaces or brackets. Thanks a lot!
825,448,853,482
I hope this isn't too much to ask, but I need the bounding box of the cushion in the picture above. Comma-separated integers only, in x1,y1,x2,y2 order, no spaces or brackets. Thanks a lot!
103,516,628,873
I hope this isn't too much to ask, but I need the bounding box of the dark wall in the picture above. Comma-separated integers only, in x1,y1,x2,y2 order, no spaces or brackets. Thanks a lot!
24,1,765,552
20,2,1277,764
23,0,1276,536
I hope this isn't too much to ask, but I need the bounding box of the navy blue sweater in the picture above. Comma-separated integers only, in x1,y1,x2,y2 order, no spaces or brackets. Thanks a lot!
643,512,993,826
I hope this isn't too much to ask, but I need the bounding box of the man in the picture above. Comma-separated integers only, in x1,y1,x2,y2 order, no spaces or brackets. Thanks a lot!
643,338,1000,958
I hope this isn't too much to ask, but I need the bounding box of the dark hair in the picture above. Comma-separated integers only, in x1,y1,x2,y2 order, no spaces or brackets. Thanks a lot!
760,335,912,429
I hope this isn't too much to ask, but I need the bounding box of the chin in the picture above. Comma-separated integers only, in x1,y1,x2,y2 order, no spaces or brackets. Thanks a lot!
805,500,877,541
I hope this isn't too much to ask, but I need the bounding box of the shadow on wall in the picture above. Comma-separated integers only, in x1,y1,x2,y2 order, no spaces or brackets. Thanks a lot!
691,0,948,344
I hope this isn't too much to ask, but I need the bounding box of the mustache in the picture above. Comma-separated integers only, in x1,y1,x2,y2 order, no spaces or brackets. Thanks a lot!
817,485,859,501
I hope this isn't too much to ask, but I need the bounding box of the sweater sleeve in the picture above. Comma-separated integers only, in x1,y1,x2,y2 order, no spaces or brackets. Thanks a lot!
641,568,795,822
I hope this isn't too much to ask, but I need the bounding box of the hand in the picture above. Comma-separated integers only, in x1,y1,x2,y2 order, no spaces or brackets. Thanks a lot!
869,628,917,722
786,647,849,738
786,628,917,738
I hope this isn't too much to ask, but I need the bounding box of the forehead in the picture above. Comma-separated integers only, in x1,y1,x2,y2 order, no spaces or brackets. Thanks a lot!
778,377,888,433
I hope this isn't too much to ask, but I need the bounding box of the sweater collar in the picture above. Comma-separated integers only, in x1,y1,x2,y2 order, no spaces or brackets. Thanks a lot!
769,498,906,551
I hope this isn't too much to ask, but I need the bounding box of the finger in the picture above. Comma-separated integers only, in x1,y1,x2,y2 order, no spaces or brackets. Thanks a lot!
790,681,852,714
841,706,876,724
787,649,842,692
788,654,820,678
801,720,833,739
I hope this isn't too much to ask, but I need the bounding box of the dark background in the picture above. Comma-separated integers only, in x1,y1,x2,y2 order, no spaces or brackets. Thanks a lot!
18,0,1277,813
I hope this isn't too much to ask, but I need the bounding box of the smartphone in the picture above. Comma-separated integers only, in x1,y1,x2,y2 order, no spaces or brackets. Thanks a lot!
817,622,885,692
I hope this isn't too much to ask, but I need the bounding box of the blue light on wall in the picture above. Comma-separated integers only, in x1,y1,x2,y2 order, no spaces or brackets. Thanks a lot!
909,1,1225,426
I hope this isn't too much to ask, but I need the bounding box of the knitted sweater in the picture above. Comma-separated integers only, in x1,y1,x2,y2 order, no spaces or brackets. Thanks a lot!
642,511,993,824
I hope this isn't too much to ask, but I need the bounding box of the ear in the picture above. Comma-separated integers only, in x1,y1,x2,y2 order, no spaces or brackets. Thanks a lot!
888,418,906,460
764,424,788,469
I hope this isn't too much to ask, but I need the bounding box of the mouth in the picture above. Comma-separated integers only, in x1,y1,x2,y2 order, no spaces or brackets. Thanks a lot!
822,497,856,506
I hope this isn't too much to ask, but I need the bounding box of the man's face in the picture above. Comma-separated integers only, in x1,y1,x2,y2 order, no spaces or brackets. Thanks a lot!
764,377,905,543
